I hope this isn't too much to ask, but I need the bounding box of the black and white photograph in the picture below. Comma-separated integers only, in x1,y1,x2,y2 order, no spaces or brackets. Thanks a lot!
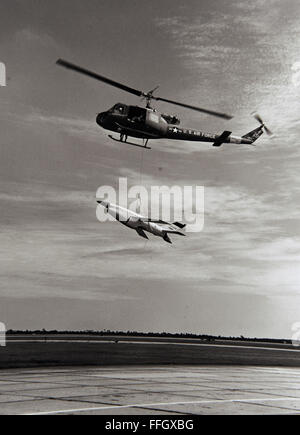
0,0,300,419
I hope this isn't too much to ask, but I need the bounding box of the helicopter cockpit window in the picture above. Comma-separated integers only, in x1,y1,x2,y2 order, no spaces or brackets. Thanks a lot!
127,106,146,124
113,104,126,114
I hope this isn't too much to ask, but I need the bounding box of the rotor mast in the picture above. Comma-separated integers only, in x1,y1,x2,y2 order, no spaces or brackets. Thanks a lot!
142,86,160,110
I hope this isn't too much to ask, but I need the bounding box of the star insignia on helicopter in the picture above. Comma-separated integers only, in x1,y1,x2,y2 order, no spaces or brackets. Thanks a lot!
172,127,179,133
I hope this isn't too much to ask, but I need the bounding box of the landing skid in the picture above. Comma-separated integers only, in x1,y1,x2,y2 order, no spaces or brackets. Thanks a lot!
108,134,151,150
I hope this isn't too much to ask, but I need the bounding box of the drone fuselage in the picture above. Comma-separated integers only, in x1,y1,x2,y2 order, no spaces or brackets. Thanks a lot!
97,200,185,244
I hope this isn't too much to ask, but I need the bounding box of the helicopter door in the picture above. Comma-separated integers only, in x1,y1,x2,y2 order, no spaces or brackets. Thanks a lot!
128,106,146,124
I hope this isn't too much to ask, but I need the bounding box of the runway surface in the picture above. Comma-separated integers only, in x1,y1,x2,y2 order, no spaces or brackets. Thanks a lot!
1,365,300,415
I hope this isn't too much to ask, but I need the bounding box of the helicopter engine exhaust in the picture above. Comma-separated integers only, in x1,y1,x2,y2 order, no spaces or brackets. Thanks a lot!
161,114,180,125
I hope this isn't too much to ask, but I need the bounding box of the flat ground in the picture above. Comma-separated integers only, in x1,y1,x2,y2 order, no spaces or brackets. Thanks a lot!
1,335,300,368
0,335,299,414
1,365,300,415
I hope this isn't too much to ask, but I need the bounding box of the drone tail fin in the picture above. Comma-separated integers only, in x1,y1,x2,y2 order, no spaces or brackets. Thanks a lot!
136,228,149,240
163,233,172,244
173,222,186,230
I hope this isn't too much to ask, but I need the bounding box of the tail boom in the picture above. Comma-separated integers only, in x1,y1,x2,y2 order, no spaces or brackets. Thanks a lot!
242,126,264,144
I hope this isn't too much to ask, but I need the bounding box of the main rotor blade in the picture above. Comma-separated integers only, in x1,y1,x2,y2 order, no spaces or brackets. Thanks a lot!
57,59,233,119
154,96,233,120
56,59,143,97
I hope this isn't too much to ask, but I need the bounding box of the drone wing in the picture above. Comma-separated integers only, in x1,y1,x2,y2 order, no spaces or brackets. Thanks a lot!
139,218,168,224
136,228,149,240
140,218,186,234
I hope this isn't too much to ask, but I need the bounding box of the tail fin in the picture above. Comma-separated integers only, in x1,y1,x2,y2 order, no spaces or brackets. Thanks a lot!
212,130,232,147
173,222,186,229
163,233,172,244
242,126,264,143
136,228,149,240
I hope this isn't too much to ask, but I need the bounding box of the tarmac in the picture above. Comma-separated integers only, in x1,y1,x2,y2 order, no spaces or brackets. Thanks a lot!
1,365,300,415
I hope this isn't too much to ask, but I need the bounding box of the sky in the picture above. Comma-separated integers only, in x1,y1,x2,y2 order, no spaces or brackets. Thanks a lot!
0,0,300,337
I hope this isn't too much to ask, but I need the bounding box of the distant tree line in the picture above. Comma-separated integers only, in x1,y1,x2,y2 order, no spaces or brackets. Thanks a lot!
6,329,291,344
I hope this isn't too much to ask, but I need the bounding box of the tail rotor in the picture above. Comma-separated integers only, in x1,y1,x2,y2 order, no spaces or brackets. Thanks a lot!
253,113,273,136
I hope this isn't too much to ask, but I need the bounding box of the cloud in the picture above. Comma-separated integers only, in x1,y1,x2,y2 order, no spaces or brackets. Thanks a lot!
5,111,103,142
155,15,239,67
154,0,300,145
0,181,92,204
14,28,58,48
247,237,300,262
292,62,300,87
0,271,138,301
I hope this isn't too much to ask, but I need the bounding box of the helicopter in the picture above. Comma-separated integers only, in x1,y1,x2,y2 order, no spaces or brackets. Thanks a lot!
57,59,272,149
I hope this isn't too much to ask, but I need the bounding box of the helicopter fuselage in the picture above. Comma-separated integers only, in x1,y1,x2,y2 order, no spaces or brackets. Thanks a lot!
96,103,253,145
56,59,268,148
